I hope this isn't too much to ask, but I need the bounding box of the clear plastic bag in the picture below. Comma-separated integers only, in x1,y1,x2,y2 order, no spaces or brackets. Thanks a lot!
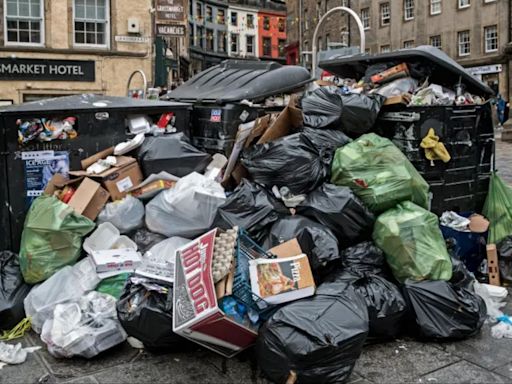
145,172,226,238
97,195,145,234
24,258,100,333
40,291,126,358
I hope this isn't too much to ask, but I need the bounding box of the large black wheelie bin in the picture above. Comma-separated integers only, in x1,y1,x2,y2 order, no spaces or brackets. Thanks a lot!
320,46,496,215
163,59,311,156
0,94,191,252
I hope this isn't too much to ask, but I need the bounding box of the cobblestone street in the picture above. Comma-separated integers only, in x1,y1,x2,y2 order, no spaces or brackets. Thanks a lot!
3,135,512,384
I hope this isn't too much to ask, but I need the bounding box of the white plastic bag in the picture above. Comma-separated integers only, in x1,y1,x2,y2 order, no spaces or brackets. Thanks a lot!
145,172,226,238
24,258,100,333
40,291,126,359
0,342,40,365
473,281,506,322
97,195,144,234
135,237,190,283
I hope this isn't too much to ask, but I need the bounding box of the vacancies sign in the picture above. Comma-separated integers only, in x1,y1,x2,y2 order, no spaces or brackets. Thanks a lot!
0,58,95,82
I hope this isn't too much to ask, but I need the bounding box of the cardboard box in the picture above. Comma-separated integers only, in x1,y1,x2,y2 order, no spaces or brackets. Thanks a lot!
70,156,143,201
44,174,110,221
91,248,142,274
173,229,258,357
127,171,179,200
269,239,303,259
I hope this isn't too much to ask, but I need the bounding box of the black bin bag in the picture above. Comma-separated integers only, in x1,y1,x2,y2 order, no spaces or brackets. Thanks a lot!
301,87,385,137
0,251,32,331
241,128,350,195
212,179,288,241
138,133,212,178
297,183,375,247
498,236,512,285
257,280,369,384
263,215,340,271
324,269,407,340
403,280,486,340
342,241,386,276
117,277,185,351
129,228,166,255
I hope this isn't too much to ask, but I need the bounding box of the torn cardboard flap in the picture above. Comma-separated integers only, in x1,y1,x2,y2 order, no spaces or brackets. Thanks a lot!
269,239,303,259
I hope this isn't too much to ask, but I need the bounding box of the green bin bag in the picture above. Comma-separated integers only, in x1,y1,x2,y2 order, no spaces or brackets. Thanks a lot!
19,195,95,284
373,201,452,283
331,133,429,213
483,172,512,244
96,273,130,299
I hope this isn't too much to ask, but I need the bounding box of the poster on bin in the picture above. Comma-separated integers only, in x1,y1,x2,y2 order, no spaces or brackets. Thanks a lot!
23,150,69,207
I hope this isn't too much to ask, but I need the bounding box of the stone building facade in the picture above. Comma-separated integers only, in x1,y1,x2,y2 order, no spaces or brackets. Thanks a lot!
286,0,512,98
0,0,154,104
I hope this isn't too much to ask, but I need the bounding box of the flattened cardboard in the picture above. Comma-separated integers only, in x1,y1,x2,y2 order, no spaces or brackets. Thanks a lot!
81,146,114,169
269,239,303,259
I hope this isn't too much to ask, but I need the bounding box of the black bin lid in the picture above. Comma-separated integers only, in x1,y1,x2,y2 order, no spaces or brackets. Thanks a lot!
164,60,312,104
0,94,191,115
319,45,495,97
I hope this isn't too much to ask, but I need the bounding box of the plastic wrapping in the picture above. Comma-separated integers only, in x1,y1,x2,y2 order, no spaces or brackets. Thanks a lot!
256,280,368,383
137,133,211,178
41,291,126,358
341,241,387,276
97,195,145,234
324,270,407,340
117,277,184,351
96,273,130,299
24,258,100,333
145,172,226,238
213,179,288,240
374,77,418,97
331,133,430,213
19,195,95,284
403,280,486,340
301,87,385,136
483,173,512,244
129,228,166,254
263,215,340,271
373,201,452,283
296,183,375,246
242,128,350,195
0,251,32,331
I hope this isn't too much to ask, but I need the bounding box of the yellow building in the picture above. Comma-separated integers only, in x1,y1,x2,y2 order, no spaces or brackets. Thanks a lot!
0,0,154,104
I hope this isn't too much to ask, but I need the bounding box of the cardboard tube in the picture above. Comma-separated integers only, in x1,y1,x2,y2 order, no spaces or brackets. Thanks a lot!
81,146,115,169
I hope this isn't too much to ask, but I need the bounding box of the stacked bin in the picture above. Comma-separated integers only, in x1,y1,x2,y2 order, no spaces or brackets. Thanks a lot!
319,46,495,215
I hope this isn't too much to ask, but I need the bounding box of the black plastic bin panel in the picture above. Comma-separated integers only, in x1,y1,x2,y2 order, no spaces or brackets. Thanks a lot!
4,112,130,252
0,117,10,251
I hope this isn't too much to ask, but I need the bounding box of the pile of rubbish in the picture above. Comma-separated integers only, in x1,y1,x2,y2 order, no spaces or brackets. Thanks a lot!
1,51,511,384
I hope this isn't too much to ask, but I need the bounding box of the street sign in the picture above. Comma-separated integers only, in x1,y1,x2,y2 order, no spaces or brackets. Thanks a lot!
156,0,186,23
156,24,186,36
115,35,151,43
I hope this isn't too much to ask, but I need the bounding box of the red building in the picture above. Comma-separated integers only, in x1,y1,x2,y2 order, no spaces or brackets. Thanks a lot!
257,7,286,62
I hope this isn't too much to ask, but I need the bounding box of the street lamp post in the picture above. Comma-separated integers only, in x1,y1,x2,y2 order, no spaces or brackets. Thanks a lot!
311,6,366,79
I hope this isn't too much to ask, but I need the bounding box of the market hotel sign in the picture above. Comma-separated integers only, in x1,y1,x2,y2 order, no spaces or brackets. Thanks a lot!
0,58,95,82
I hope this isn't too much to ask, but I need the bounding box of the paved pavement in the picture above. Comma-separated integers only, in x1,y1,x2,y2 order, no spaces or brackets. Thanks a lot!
3,136,512,384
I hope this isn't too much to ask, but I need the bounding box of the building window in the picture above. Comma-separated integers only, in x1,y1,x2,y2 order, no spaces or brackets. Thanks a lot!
189,0,193,16
380,3,390,26
430,35,442,49
430,0,441,14
5,0,44,45
322,0,327,13
230,11,237,26
316,0,321,19
304,8,309,30
74,0,109,47
404,0,414,20
247,14,254,28
230,33,239,53
458,0,470,8
278,39,286,57
217,9,225,24
197,26,204,49
380,44,391,53
246,35,254,55
326,33,330,48
189,22,194,45
196,2,203,20
361,8,370,30
205,6,212,22
458,30,470,56
341,28,348,46
263,16,270,30
263,37,272,56
365,48,371,54
484,25,498,53
318,36,322,51
206,29,214,50
218,31,226,52
278,18,285,32
403,40,414,48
